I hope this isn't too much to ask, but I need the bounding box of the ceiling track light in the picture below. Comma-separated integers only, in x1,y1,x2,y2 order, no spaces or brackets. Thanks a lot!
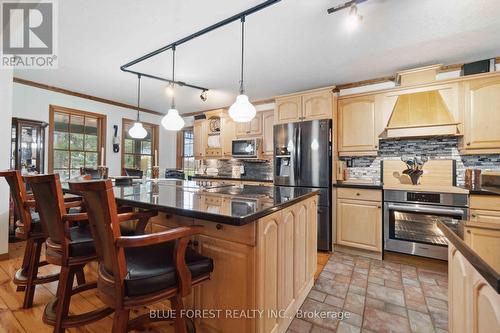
200,90,208,101
128,74,148,139
161,46,185,131
327,0,367,14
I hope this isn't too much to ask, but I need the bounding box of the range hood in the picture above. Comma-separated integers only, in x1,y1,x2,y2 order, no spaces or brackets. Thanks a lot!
382,65,461,138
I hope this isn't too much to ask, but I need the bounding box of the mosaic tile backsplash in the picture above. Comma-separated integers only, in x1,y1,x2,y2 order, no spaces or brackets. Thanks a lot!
203,158,273,180
340,137,500,185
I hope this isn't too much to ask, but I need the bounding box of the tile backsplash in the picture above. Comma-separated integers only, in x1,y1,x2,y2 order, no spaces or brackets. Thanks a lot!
340,137,500,185
202,159,273,180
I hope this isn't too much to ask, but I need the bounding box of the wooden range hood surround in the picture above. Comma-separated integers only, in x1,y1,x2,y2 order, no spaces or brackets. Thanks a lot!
381,64,462,139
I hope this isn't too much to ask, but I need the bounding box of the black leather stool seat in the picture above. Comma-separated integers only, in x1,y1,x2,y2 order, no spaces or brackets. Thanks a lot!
124,242,214,297
68,224,137,257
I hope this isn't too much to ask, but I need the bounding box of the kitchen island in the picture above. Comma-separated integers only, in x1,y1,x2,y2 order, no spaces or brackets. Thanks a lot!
69,180,319,333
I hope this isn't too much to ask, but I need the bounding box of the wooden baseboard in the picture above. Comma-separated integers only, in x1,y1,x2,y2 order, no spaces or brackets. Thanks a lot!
0,252,10,261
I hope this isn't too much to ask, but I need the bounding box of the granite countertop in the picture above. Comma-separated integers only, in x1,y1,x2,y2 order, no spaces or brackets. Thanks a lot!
437,221,500,293
64,180,317,226
191,174,273,183
333,181,383,190
459,184,500,196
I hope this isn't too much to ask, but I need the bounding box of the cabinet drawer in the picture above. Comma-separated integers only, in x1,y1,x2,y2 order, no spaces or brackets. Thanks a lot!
206,148,222,157
194,219,256,246
336,188,382,202
470,209,500,225
470,195,500,211
150,212,194,228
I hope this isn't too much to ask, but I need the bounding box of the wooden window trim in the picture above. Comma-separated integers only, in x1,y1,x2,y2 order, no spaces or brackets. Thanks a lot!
121,118,159,176
177,127,194,170
48,104,107,173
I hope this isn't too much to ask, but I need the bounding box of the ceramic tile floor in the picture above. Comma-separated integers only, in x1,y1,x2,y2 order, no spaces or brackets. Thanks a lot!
288,251,449,333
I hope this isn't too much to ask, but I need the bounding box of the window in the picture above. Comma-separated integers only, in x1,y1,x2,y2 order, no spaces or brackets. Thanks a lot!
178,128,195,178
122,119,159,178
49,105,106,180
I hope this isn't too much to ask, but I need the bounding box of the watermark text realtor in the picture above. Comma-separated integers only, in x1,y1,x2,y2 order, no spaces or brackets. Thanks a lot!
1,0,58,69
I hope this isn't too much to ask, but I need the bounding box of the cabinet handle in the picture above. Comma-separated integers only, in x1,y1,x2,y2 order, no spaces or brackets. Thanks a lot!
356,192,360,196
467,230,471,234
375,145,378,148
216,224,223,230
377,205,381,209
466,142,471,146
471,214,476,218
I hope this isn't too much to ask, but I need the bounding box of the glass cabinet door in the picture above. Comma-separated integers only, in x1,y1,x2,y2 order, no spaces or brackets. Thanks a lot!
11,118,46,174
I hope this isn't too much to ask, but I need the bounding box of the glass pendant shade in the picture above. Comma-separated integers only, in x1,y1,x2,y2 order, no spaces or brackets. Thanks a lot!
229,94,256,123
128,122,147,139
161,108,185,131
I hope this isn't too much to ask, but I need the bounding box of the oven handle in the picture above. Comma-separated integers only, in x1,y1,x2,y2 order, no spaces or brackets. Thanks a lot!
386,203,466,217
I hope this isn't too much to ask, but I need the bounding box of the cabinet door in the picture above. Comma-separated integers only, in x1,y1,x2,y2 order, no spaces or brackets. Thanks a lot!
338,96,378,155
463,77,500,150
275,95,302,125
195,235,255,333
221,116,235,157
470,209,500,226
302,89,333,121
336,198,382,252
193,120,206,158
464,226,500,272
471,270,500,333
449,244,471,333
262,110,274,156
249,112,262,136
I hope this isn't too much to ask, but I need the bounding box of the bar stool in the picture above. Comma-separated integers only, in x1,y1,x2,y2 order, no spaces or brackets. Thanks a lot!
70,179,213,333
0,170,83,309
25,174,158,333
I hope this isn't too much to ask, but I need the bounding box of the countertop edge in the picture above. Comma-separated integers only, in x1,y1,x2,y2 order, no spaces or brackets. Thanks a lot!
437,221,500,294
333,182,383,190
191,175,274,183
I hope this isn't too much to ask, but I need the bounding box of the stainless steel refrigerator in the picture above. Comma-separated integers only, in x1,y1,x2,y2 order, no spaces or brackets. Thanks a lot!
274,119,332,251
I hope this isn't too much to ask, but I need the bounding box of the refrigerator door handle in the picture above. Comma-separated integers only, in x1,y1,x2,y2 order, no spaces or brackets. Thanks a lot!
297,125,301,181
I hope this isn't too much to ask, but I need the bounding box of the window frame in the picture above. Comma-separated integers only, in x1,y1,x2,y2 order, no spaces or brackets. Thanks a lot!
48,105,107,177
121,118,159,176
177,127,195,177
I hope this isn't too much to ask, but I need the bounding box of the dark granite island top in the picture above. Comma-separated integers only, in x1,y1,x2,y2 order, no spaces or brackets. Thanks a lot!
64,180,318,226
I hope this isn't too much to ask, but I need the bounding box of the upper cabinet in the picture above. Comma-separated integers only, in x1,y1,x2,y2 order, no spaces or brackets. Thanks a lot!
193,119,207,159
236,112,262,137
221,115,235,157
275,88,334,125
338,95,378,156
461,76,500,154
262,110,274,156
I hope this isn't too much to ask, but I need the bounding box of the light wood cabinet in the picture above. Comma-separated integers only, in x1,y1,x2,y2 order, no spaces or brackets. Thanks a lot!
262,110,274,156
236,112,262,137
464,226,500,273
221,116,235,157
448,243,500,333
338,96,378,156
275,95,302,124
274,88,334,125
336,189,382,253
462,76,500,154
470,209,500,226
193,120,207,159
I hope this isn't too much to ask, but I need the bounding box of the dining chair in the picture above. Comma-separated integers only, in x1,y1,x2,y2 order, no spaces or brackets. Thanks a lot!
25,174,158,333
69,179,213,333
0,170,84,309
124,168,144,178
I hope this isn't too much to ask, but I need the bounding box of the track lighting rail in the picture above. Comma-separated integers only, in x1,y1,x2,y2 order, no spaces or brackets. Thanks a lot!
120,0,281,93
327,0,368,14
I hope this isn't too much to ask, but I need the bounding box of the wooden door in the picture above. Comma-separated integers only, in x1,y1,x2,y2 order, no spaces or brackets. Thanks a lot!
221,116,235,157
235,121,250,137
193,120,206,158
338,96,378,155
471,269,500,333
302,89,333,121
262,110,274,156
336,198,382,252
449,245,471,333
275,95,302,124
464,226,500,272
195,235,255,333
463,76,500,151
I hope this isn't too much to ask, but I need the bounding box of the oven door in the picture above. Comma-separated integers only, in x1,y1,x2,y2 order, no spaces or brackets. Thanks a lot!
384,202,467,260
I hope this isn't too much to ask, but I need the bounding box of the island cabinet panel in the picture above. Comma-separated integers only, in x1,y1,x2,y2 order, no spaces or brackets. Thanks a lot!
195,235,256,333
336,195,382,253
337,96,378,156
274,95,302,124
462,76,500,154
464,226,500,272
448,243,500,333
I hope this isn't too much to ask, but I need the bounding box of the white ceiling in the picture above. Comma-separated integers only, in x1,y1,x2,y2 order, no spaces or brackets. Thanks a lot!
14,0,500,115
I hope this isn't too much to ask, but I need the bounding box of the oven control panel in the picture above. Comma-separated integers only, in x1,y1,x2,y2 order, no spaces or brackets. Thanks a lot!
406,192,440,204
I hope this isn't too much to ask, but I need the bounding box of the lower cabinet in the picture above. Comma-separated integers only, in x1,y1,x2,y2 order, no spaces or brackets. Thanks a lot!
336,189,382,253
464,226,500,273
448,243,500,333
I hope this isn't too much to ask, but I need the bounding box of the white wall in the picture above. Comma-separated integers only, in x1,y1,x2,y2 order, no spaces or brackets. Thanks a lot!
12,83,177,176
0,70,13,256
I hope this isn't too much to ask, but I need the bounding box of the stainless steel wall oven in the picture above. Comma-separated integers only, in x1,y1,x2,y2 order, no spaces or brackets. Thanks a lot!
384,190,468,260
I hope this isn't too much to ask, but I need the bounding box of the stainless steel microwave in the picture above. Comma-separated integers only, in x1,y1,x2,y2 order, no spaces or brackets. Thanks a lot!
232,138,260,158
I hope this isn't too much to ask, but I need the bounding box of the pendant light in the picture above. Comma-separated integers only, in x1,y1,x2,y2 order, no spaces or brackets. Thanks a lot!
128,74,148,139
229,16,256,123
161,46,185,131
